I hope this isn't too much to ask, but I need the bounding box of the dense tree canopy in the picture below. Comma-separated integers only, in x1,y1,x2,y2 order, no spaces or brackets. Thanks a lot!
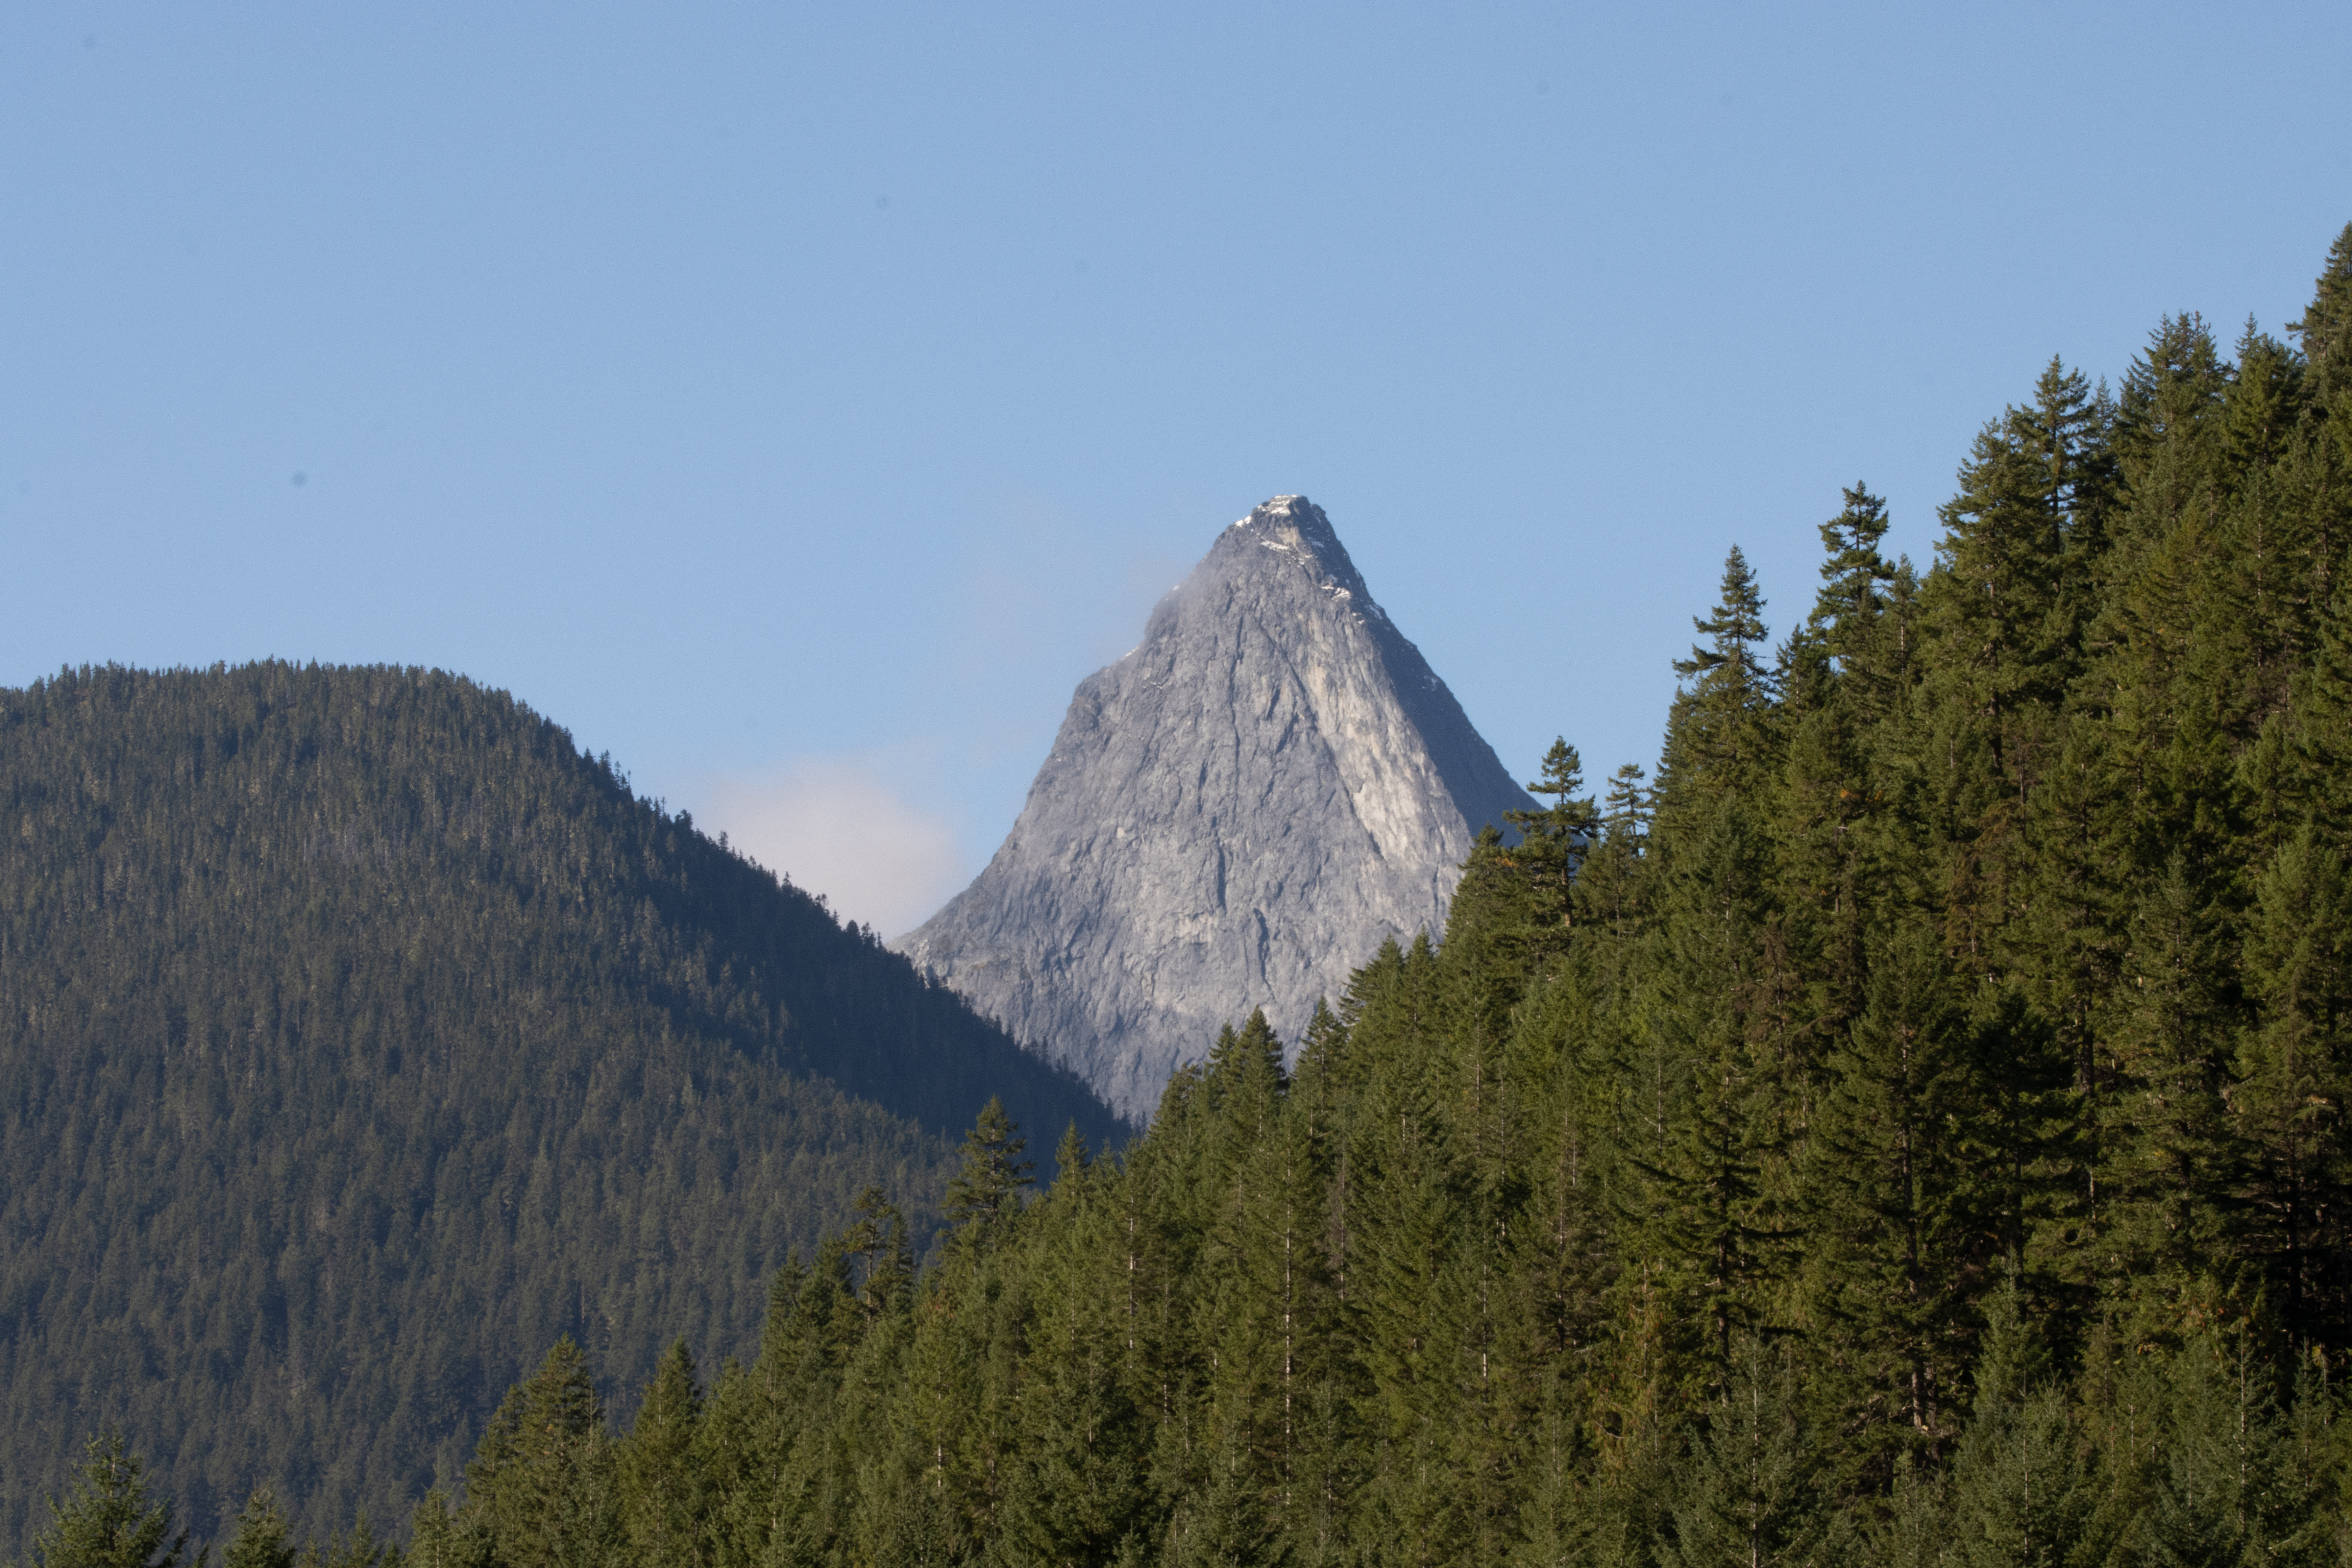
0,663,1119,1559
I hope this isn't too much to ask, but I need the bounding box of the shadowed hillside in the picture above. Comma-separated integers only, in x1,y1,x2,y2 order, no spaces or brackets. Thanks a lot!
0,661,1121,1556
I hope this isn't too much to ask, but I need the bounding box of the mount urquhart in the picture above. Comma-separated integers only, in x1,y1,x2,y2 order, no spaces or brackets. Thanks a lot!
898,495,1535,1120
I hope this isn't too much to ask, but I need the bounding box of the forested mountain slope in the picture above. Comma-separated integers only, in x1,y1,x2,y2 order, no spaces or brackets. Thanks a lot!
0,663,1120,1557
188,223,2352,1568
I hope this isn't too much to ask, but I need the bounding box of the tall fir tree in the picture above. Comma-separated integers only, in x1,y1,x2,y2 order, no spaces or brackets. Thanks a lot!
222,1492,294,1568
944,1096,1037,1240
617,1341,710,1568
462,1339,618,1568
23,1435,197,1568
1809,925,1986,1467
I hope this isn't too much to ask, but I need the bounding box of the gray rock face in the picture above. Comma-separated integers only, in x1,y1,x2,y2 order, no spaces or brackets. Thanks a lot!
896,496,1534,1123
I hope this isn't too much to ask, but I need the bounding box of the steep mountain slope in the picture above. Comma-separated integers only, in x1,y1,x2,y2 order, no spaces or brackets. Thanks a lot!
898,495,1535,1119
0,663,1118,1557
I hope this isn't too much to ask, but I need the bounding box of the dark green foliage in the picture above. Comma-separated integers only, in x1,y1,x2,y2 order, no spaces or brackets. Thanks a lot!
292,1516,389,1568
0,663,1122,1559
1661,1341,1838,1568
944,1095,1037,1237
613,1342,706,1568
458,1339,617,1568
222,1492,293,1568
21,1432,197,1568
1810,926,1983,1459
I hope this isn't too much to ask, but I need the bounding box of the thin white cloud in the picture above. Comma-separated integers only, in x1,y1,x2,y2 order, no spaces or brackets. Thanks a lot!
705,757,971,941
694,507,1187,942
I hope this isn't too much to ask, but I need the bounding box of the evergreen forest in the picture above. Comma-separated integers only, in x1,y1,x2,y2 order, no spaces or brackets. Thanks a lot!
0,663,1120,1559
17,221,2352,1568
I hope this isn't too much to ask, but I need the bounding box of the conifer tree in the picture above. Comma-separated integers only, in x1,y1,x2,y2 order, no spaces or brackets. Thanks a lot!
1912,358,2113,1005
2212,322,2317,735
945,1097,1037,1238
725,1236,863,1565
2091,858,2239,1330
1809,483,1902,708
1295,997,1352,1112
843,1186,916,1325
1184,1012,1311,1517
1054,1120,1094,1192
1869,1455,1949,1568
222,1491,293,1568
294,1517,389,1568
1503,739,1602,946
1661,1340,1837,1568
398,1492,479,1568
1340,936,1410,1030
2125,1332,2331,1568
999,1135,1153,1568
1943,1291,2105,1568
1962,991,2077,1316
1506,1364,1600,1568
2111,315,2230,563
1779,485,1905,1072
618,1341,709,1568
1605,762,1652,833
1637,796,1792,1387
2233,825,2352,1341
1571,765,1653,988
884,1281,982,1564
1342,934,1442,1106
1811,926,1983,1461
1184,1048,1331,1560
463,1338,617,1568
23,1434,196,1568
2287,221,2352,401
1659,546,1779,822
1346,1002,1478,1567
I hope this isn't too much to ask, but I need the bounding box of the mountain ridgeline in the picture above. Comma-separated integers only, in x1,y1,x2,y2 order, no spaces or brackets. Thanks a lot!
80,222,2352,1568
0,663,1121,1558
900,494,1537,1121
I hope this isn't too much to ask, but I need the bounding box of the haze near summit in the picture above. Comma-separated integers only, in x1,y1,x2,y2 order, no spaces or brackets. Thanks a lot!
5,3,2345,930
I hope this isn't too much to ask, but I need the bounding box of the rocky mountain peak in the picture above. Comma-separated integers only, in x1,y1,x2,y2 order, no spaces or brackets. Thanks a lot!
898,495,1534,1122
1220,494,1374,602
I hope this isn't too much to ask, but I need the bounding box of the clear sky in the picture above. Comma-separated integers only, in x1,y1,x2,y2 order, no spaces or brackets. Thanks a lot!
6,3,2347,935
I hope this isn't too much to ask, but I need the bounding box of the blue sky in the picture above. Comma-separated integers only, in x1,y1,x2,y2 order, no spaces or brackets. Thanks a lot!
6,2,2347,933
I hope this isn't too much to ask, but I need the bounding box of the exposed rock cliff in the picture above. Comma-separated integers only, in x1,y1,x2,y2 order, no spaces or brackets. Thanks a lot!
897,495,1534,1121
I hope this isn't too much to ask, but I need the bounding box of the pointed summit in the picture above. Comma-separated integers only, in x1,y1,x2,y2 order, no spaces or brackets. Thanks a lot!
898,495,1534,1120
